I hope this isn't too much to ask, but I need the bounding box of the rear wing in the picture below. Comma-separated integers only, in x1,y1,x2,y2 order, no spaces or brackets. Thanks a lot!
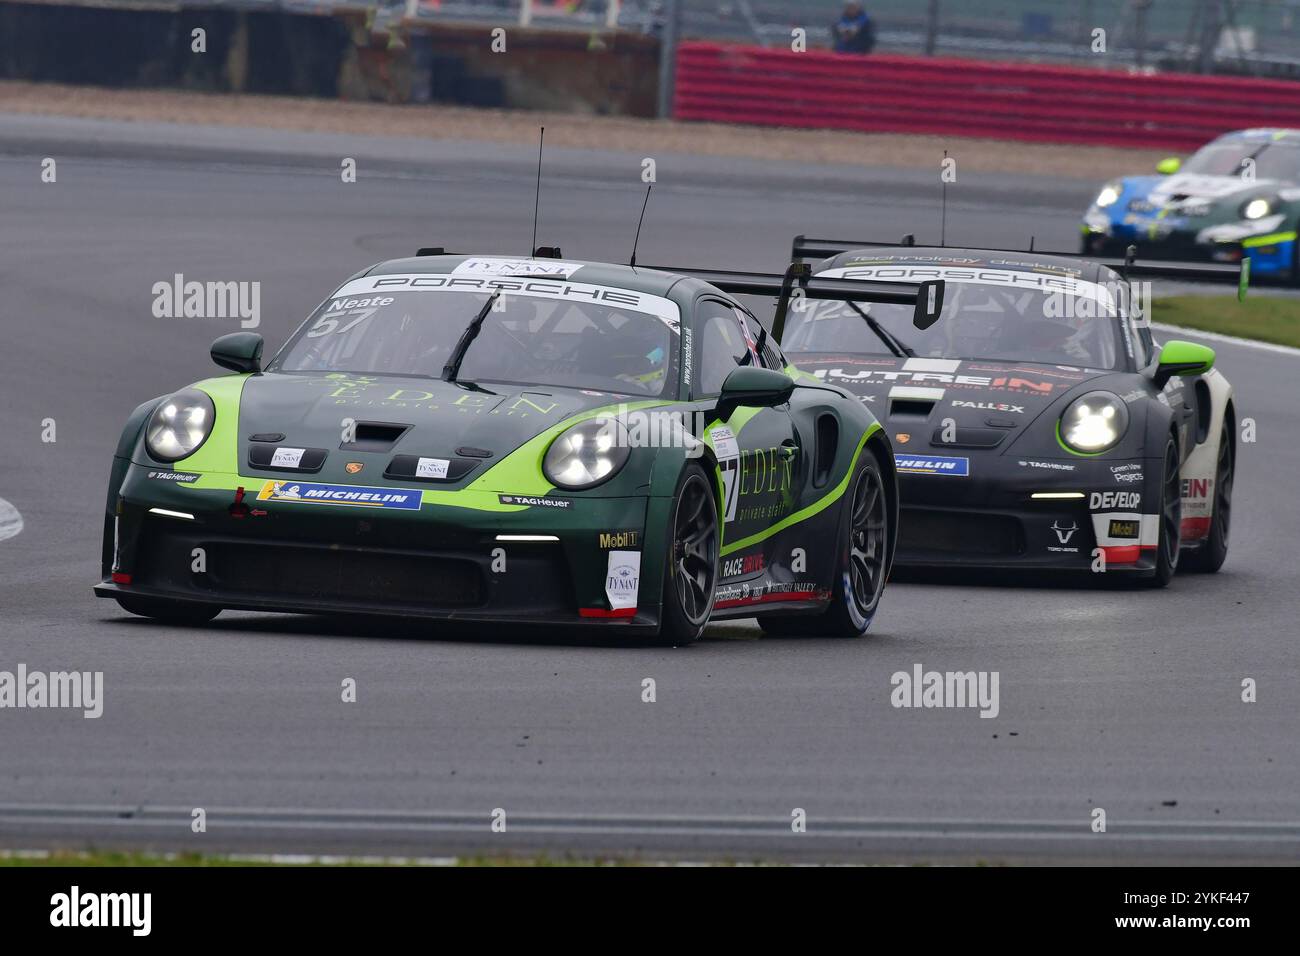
648,263,946,340
790,235,1251,301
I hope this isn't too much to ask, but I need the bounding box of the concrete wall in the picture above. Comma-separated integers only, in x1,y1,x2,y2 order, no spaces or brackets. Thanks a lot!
0,1,659,116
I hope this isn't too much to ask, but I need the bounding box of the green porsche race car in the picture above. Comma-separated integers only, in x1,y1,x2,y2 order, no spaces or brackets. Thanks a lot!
95,252,942,644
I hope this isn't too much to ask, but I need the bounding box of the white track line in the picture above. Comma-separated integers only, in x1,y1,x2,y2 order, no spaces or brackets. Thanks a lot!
1152,322,1300,358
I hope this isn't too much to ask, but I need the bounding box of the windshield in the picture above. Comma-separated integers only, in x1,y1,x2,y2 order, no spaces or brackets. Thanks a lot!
782,276,1121,369
271,279,679,397
1182,140,1300,181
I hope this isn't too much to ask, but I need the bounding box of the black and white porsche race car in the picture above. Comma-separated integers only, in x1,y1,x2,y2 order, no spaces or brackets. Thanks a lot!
765,237,1241,585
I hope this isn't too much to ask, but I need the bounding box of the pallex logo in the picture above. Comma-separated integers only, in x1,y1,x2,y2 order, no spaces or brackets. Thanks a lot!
952,400,1024,414
1089,491,1141,510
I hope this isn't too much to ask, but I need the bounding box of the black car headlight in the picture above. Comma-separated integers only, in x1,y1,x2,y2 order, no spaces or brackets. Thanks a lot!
1058,390,1129,455
543,417,631,490
145,388,215,462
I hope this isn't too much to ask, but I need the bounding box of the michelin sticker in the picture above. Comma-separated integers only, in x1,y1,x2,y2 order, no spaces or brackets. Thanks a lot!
605,550,641,611
710,426,741,522
258,480,421,510
896,454,970,477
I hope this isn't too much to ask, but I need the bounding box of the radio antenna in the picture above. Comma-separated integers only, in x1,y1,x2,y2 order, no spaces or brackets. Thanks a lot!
530,126,544,257
629,183,652,268
940,148,948,248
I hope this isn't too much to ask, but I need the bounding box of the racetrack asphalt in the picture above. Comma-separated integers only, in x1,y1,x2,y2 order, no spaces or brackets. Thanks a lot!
0,115,1296,864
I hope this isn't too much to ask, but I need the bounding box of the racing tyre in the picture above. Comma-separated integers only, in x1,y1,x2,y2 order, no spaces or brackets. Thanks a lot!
655,464,719,647
759,451,889,637
114,595,221,624
1182,415,1234,573
1147,436,1181,587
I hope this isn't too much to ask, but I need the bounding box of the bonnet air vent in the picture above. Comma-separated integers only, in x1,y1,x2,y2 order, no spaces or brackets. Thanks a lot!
340,421,412,453
890,398,937,419
888,385,944,420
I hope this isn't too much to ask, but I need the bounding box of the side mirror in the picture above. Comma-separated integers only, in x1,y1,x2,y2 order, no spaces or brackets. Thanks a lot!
1152,340,1214,389
716,366,794,421
1156,156,1181,175
211,332,264,373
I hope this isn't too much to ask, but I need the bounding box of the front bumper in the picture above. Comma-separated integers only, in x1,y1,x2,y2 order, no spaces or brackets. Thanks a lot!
1082,216,1295,278
893,452,1160,574
95,462,665,629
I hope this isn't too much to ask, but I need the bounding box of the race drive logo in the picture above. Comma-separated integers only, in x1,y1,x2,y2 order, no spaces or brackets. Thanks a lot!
257,480,421,510
891,664,999,719
151,273,260,328
895,454,969,477
0,665,103,718
1090,491,1141,510
605,550,640,611
50,886,150,936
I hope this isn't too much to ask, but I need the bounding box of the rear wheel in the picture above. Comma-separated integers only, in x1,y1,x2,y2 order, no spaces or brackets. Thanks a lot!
1182,416,1234,572
759,452,889,637
1147,437,1181,587
655,464,718,647
114,595,221,624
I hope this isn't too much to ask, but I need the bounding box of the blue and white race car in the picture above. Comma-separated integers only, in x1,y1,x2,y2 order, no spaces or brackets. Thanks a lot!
1082,128,1300,282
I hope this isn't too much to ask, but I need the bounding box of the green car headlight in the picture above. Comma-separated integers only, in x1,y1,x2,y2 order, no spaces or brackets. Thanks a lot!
1059,390,1129,455
543,417,631,490
145,388,215,462
1241,197,1271,221
1095,183,1122,208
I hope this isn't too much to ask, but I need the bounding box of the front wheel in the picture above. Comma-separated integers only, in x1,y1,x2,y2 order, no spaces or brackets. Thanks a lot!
654,464,719,647
1146,436,1181,587
114,595,221,624
759,451,890,637
1182,416,1234,573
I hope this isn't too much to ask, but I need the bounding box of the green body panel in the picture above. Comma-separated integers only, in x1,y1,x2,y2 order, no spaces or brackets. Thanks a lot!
102,253,891,629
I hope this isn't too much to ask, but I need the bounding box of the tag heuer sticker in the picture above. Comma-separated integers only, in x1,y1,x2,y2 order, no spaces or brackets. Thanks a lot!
498,494,571,509
146,470,200,484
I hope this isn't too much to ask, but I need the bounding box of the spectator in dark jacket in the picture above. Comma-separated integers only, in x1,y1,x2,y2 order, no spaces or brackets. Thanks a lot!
832,3,876,54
